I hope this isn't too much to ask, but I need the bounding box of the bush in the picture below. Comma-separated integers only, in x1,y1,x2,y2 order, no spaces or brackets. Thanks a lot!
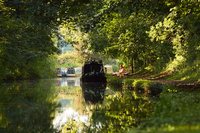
132,79,163,97
0,56,57,81
56,52,83,68
106,74,123,90
123,79,135,90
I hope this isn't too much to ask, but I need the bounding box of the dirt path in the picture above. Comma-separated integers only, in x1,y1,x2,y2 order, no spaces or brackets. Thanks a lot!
148,79,200,89
130,71,200,89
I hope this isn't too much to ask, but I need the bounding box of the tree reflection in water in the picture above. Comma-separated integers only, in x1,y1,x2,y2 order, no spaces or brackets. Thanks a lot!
60,82,107,132
61,82,156,133
85,89,153,133
0,81,58,133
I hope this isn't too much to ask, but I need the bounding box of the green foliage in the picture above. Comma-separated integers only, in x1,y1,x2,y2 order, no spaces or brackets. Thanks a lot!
0,55,56,80
81,0,176,73
1,0,199,81
61,119,79,133
58,22,91,59
83,77,200,132
168,60,200,82
132,80,163,96
56,52,83,68
106,74,124,90
147,0,200,77
0,80,58,132
27,56,57,79
0,0,57,80
73,0,200,81
0,0,94,80
89,91,152,133
122,78,135,90
138,88,200,133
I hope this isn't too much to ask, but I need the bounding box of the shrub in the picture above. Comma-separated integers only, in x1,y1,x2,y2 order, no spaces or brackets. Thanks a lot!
106,74,123,90
132,79,163,97
123,79,135,90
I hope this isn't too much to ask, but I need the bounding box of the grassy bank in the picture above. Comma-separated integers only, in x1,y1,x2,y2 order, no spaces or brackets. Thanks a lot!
89,75,200,133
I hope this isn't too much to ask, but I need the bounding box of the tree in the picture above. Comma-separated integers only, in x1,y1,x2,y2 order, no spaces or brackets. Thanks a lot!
0,0,93,80
148,0,200,73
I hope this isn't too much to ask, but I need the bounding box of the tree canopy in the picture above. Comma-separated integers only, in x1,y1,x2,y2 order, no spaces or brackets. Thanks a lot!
75,0,200,80
0,0,90,80
1,0,200,81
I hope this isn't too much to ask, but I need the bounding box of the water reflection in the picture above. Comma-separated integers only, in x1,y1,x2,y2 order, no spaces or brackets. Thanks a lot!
54,80,107,132
0,78,90,133
0,80,58,133
87,89,153,133
81,82,106,104
55,77,80,87
52,86,88,131
0,77,115,133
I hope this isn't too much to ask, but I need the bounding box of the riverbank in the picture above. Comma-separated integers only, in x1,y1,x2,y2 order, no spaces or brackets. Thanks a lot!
107,71,200,90
94,73,200,132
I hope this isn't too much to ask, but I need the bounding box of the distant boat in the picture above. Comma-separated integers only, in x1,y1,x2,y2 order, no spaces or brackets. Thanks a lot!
56,68,67,77
56,67,82,77
66,68,76,77
80,60,107,82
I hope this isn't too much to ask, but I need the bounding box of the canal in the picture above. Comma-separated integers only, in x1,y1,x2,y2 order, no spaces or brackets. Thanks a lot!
1,77,200,133
0,77,113,132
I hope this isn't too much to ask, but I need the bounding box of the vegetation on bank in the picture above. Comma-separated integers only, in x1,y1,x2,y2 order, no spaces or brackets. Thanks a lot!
0,56,57,81
77,76,200,133
55,52,83,68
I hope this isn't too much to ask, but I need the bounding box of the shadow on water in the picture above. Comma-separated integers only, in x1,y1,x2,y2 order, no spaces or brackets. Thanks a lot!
0,80,59,133
80,82,106,104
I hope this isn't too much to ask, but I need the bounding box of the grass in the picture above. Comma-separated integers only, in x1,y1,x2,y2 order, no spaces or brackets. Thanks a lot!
137,88,200,133
106,75,200,133
106,74,124,90
168,64,200,82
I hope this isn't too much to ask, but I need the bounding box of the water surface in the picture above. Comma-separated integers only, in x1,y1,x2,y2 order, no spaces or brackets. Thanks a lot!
0,77,107,133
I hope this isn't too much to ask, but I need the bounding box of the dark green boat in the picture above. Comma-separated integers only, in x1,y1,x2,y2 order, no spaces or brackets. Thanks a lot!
80,60,107,83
